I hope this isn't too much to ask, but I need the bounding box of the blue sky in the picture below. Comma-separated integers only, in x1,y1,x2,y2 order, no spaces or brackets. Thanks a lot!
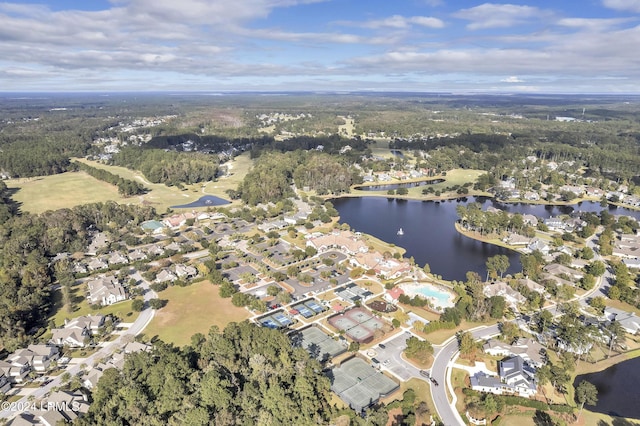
1,0,639,92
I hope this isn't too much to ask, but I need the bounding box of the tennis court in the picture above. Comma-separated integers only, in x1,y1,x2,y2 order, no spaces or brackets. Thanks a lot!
305,300,325,313
293,304,315,318
329,357,399,412
293,326,346,361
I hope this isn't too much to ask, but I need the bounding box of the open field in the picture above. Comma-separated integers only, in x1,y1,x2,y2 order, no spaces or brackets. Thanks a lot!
6,155,253,214
202,151,254,199
142,279,251,346
7,171,128,214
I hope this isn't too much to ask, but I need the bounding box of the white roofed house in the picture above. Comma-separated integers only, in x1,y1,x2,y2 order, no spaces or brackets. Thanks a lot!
605,307,640,335
483,282,526,309
156,269,177,283
0,359,30,384
499,356,537,397
107,251,129,266
174,264,197,279
127,248,147,262
87,275,127,306
50,315,105,347
86,257,108,272
7,345,60,374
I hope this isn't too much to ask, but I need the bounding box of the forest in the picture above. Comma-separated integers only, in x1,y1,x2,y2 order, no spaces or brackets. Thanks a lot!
111,148,220,186
0,201,156,351
77,322,334,425
237,151,360,205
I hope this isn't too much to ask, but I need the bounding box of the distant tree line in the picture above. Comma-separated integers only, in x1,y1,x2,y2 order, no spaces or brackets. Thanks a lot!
73,162,147,196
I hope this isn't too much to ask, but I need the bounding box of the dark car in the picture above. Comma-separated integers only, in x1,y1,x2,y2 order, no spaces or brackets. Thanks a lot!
420,370,430,378
430,377,439,386
378,343,386,349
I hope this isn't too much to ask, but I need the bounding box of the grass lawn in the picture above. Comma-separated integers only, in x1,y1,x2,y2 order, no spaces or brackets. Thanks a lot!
7,171,127,214
142,279,251,346
6,158,230,214
48,283,140,328
202,152,254,199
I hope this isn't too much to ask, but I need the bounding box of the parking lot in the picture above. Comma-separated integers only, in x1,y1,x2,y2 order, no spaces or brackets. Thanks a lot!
366,331,423,381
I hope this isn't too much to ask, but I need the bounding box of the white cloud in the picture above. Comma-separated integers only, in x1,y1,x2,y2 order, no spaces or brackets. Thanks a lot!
557,17,634,31
602,0,640,13
453,3,547,30
501,76,523,83
343,15,445,30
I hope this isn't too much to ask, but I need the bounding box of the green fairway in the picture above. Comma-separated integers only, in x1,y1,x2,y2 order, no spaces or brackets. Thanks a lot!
6,156,251,214
7,171,131,214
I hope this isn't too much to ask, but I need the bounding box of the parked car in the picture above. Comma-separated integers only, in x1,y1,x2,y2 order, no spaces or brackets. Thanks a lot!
378,343,386,349
420,370,430,378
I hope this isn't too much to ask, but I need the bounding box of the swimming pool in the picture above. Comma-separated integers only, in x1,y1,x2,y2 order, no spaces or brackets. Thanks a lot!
400,283,455,308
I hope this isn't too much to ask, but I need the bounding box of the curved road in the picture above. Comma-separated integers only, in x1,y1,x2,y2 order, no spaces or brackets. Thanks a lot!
431,230,614,425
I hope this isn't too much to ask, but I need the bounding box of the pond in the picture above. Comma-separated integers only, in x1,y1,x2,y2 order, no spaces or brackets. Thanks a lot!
171,195,230,208
332,196,640,281
573,356,640,419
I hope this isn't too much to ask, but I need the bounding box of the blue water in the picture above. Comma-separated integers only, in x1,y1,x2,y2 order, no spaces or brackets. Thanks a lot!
171,195,230,208
333,196,640,281
412,285,452,305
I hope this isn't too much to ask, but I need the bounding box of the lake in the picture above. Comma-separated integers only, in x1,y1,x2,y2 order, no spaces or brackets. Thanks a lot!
573,356,640,419
171,195,230,208
332,196,640,281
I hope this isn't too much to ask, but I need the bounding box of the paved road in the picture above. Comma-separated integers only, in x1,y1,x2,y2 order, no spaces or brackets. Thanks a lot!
430,325,500,426
0,277,157,421
431,230,615,425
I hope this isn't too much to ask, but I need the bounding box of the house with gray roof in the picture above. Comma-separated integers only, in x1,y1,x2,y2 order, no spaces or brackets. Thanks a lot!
87,275,127,306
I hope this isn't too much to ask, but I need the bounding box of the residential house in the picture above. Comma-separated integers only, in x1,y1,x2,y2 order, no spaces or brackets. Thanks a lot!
543,263,583,281
527,238,550,255
164,241,181,252
522,214,538,227
543,217,565,232
86,258,108,272
483,282,526,309
155,269,177,283
145,244,165,257
86,232,110,255
605,307,640,335
87,276,127,306
470,356,537,398
127,249,147,262
483,338,545,368
504,234,532,247
50,315,105,347
38,390,90,423
499,356,537,397
7,345,59,373
0,359,30,384
107,251,129,266
523,191,540,201
517,278,546,296
174,264,197,279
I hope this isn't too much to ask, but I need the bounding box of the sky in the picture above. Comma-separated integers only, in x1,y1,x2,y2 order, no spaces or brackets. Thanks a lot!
1,0,640,93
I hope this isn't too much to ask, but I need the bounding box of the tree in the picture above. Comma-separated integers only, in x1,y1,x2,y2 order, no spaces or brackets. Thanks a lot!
457,331,477,357
588,296,606,314
500,321,520,343
131,298,144,311
587,260,606,277
575,380,598,419
489,296,506,319
404,337,434,360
